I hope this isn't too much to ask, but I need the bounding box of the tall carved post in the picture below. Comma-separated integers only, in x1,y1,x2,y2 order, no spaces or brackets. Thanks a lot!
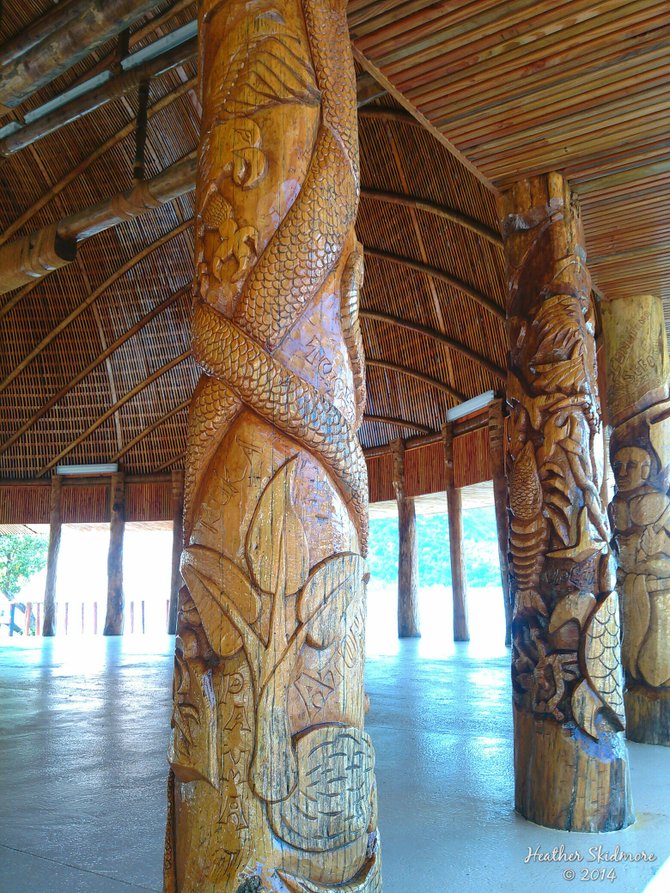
168,469,185,636
391,439,420,638
164,1,381,890
442,423,469,641
43,475,62,636
602,294,670,745
499,173,633,830
104,471,125,636
488,399,513,646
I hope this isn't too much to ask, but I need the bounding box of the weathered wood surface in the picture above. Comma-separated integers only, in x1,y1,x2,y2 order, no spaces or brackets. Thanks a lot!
392,439,420,638
500,172,633,831
42,475,62,637
602,293,670,746
443,423,469,642
165,0,381,890
488,398,512,646
168,469,185,636
104,472,125,636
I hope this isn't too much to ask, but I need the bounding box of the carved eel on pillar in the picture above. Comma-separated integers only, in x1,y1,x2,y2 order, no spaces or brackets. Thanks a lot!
499,173,633,831
602,294,670,746
164,1,381,890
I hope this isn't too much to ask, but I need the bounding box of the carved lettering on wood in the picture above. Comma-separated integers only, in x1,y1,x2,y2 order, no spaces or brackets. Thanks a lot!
164,0,381,890
500,173,632,831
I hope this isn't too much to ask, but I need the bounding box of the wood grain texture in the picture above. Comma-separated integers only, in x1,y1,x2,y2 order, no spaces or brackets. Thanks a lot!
42,475,62,637
602,294,670,745
488,398,512,646
392,439,419,638
164,1,381,889
500,172,633,831
168,469,185,637
103,471,125,636
443,423,469,642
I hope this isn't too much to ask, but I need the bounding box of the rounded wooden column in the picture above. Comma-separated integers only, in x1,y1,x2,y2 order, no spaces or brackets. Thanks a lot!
488,399,512,646
602,294,670,746
103,471,125,636
499,173,633,831
167,469,185,636
392,439,420,638
164,1,381,890
443,423,469,642
42,475,62,637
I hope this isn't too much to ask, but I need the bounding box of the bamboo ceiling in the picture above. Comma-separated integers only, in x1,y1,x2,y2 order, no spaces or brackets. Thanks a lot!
1,1,665,481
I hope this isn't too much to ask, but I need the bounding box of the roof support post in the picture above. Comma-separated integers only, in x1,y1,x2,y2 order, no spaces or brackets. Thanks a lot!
392,438,420,638
442,422,469,642
601,293,670,746
488,398,512,646
167,469,184,636
42,476,62,637
500,172,633,830
164,0,381,888
104,472,125,636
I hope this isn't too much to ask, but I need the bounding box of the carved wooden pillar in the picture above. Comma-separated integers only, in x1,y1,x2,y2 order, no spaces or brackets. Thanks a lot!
391,439,420,638
488,399,513,646
442,423,469,642
104,471,125,636
602,294,670,745
42,475,62,637
164,1,381,890
499,172,633,830
168,469,185,636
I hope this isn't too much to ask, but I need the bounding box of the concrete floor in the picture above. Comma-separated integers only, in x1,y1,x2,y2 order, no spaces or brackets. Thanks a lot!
1,635,669,893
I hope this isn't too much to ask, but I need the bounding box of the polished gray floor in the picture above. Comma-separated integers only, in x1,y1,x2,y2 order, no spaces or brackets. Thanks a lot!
1,634,669,893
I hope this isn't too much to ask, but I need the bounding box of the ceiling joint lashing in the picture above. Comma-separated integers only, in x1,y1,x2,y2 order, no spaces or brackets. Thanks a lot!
133,79,151,183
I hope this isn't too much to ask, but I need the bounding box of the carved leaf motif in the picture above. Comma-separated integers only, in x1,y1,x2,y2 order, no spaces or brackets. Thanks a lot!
510,441,542,519
246,458,309,596
298,554,364,649
268,725,374,852
181,545,260,656
210,10,320,119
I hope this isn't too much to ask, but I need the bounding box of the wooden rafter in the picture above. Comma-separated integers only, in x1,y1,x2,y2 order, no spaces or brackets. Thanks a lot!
0,287,188,456
112,398,190,462
363,414,432,434
0,220,192,396
37,351,192,477
360,188,501,245
360,310,505,380
362,245,505,319
366,359,465,401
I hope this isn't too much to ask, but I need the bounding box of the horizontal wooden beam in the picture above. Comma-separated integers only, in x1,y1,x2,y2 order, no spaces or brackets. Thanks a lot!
363,408,491,458
362,245,505,319
0,0,164,113
360,308,505,380
363,414,433,434
366,358,465,401
361,188,501,245
37,351,192,477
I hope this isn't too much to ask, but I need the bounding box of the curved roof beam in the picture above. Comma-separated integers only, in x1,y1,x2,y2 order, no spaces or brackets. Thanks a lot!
361,245,505,320
360,309,505,381
0,220,192,396
37,351,192,477
366,358,465,402
361,188,501,245
112,399,191,462
0,287,188,456
362,414,432,434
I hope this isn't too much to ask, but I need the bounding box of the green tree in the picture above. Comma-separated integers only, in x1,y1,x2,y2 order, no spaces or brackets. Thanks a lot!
0,534,49,602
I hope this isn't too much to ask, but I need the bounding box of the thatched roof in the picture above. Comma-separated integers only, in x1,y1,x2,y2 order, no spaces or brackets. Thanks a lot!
0,1,666,481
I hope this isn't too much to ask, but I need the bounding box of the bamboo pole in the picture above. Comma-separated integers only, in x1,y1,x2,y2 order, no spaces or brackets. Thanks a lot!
488,398,512,646
167,469,184,636
104,472,125,636
0,0,164,113
443,422,469,641
500,171,632,831
392,439,420,638
42,476,62,637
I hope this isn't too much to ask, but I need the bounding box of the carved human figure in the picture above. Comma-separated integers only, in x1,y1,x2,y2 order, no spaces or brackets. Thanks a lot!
164,0,381,890
500,173,632,831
